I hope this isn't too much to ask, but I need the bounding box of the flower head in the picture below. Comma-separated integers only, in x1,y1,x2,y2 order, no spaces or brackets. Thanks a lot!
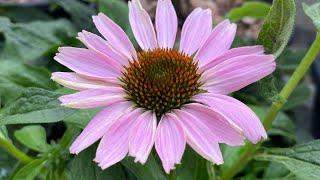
52,0,275,173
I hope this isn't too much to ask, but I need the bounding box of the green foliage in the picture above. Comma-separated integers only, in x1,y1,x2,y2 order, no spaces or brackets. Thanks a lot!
12,159,47,180
0,125,8,140
283,83,311,110
303,2,320,31
14,125,50,152
257,0,296,58
0,6,52,22
0,17,75,62
256,140,320,180
227,2,271,22
0,88,75,125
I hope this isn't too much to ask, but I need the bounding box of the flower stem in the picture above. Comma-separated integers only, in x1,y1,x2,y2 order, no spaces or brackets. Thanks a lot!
221,32,320,180
0,138,33,164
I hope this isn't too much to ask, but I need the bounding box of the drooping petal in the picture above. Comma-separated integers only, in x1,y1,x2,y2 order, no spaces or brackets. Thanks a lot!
179,8,212,56
77,30,128,66
202,55,276,95
155,114,186,174
92,13,137,60
129,0,158,50
69,101,132,154
54,47,122,80
58,88,125,109
51,72,119,90
195,20,237,66
173,110,223,164
156,0,178,48
200,45,265,71
95,108,143,169
183,103,244,146
194,93,267,143
128,111,157,164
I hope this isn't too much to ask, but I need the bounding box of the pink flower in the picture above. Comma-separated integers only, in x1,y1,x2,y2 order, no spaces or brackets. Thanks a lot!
51,0,275,174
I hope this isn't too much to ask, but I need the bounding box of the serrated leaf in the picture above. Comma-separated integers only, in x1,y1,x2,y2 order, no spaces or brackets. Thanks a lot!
12,159,47,180
0,88,75,125
14,125,50,152
257,0,296,58
256,140,320,180
303,2,320,31
227,2,271,22
69,145,126,180
0,17,76,62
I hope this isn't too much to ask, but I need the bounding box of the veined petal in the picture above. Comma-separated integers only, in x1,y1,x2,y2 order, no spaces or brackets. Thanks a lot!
195,20,237,67
194,93,267,143
202,55,276,95
129,111,157,164
179,8,212,56
173,110,223,164
69,101,132,154
155,114,186,174
51,72,119,91
129,0,158,50
156,0,178,48
54,47,122,80
92,13,137,60
78,30,128,66
58,88,125,109
95,108,143,169
200,45,265,71
183,103,244,146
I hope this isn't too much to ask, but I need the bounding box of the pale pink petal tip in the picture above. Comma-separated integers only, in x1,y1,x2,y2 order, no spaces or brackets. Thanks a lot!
129,111,157,164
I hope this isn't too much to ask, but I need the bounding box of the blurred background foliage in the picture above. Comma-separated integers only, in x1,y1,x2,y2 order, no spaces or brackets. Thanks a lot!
0,0,319,179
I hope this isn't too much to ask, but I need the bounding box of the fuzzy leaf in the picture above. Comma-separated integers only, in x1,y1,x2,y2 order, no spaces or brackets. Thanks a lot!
257,0,296,58
14,125,50,152
256,140,320,180
0,88,75,125
228,2,271,22
303,2,320,31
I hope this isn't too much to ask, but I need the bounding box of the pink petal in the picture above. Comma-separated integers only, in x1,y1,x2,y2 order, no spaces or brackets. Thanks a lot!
156,0,178,48
58,88,125,109
200,45,265,71
92,13,137,60
194,94,267,143
183,103,244,146
69,101,132,154
173,110,223,164
128,111,157,164
78,30,129,66
195,20,237,66
179,8,212,56
54,47,122,80
155,114,186,174
202,55,276,95
51,72,119,91
129,0,158,50
95,108,143,169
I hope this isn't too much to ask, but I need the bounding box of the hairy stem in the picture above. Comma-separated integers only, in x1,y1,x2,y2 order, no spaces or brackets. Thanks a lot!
0,138,33,164
221,32,320,180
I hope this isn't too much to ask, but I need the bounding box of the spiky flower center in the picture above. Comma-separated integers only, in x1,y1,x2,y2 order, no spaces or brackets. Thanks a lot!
121,48,202,117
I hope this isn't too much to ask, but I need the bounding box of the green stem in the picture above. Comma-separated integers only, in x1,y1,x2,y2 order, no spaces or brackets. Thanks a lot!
221,32,320,180
0,138,33,164
168,169,177,180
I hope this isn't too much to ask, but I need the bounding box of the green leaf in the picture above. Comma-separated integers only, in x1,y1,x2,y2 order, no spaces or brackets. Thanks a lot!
64,108,100,128
0,125,8,140
227,2,271,22
69,145,126,180
12,159,47,180
50,0,96,31
0,88,75,125
283,82,311,110
98,0,138,47
0,6,52,22
0,17,76,62
176,147,210,180
257,0,296,58
256,140,320,180
303,2,320,31
14,125,50,152
121,155,166,180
